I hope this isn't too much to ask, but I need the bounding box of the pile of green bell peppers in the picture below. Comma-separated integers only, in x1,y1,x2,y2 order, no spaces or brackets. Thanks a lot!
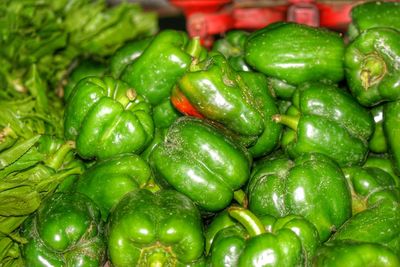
4,1,400,266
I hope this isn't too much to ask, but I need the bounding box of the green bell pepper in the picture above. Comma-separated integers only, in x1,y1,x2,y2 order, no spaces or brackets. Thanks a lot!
211,30,252,72
74,153,154,221
64,76,154,160
245,22,345,85
347,1,400,40
106,189,205,266
120,30,205,106
330,201,400,255
206,207,320,267
383,100,400,176
369,104,387,153
63,59,107,101
174,53,282,157
152,97,182,130
342,166,400,214
267,77,297,100
247,153,351,241
313,240,400,267
345,27,400,107
363,154,400,186
274,82,374,167
21,192,106,266
150,117,251,212
109,37,153,79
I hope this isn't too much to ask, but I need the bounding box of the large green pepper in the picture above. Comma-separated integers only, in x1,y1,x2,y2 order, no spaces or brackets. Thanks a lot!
342,166,400,214
273,82,374,167
313,240,400,267
21,192,106,266
345,27,400,107
121,30,205,106
330,201,400,255
74,153,154,221
173,53,281,157
206,207,319,267
383,100,400,176
245,22,344,86
106,189,204,266
247,153,351,241
64,76,154,160
150,117,251,212
347,1,400,40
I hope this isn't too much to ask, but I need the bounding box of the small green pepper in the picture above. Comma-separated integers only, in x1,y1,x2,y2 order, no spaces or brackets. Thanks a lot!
245,22,345,85
342,166,400,214
347,1,400,40
212,30,252,72
313,240,400,267
206,208,320,267
21,192,106,267
173,53,282,157
383,100,400,176
64,76,154,160
74,154,153,221
274,82,374,167
150,117,251,212
330,201,400,255
345,27,400,106
121,30,205,106
110,37,153,79
247,153,351,241
106,189,205,266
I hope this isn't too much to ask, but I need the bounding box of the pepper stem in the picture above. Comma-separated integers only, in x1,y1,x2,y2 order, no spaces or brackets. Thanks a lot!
272,114,299,131
233,189,248,208
228,206,266,237
186,36,203,59
45,141,75,170
360,54,386,89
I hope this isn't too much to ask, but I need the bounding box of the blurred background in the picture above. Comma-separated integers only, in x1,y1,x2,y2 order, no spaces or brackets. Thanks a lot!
114,0,391,46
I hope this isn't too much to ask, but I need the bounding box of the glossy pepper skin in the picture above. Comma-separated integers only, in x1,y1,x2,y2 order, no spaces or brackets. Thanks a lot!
150,117,251,212
313,240,400,267
247,153,351,241
64,76,154,160
110,37,152,79
342,166,400,215
383,100,400,176
63,59,107,101
330,201,400,255
173,53,282,157
21,192,106,266
347,1,400,40
274,82,374,167
245,22,344,86
120,30,202,106
206,208,319,267
211,30,252,72
74,153,153,221
175,53,265,138
106,189,205,267
369,104,387,153
345,28,400,107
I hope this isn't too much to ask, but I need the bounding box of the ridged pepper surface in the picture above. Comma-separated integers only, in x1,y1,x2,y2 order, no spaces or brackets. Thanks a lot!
274,82,374,167
247,153,351,241
64,76,154,160
150,117,251,212
106,189,204,267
